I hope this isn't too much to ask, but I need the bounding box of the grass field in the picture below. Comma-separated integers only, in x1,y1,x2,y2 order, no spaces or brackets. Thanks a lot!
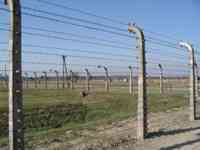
0,83,190,149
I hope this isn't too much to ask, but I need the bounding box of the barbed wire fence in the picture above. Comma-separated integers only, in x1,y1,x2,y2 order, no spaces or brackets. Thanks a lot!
0,0,199,149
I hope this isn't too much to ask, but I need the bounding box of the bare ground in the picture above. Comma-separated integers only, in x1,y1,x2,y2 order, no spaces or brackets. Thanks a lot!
37,107,200,150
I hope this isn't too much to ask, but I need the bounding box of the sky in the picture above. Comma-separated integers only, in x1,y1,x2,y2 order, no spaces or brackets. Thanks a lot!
54,0,200,43
0,0,200,77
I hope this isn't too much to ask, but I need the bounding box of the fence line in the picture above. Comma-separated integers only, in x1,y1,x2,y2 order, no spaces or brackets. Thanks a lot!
0,0,199,149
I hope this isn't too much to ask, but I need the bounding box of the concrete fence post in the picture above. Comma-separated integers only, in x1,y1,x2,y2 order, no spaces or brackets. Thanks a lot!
70,70,74,90
98,65,109,92
62,55,70,89
4,64,8,89
54,70,59,89
33,72,38,89
128,23,147,140
179,42,196,121
42,71,48,89
0,67,4,88
85,68,90,91
62,55,66,89
5,0,24,149
195,63,199,98
128,66,134,95
158,64,164,94
105,68,109,92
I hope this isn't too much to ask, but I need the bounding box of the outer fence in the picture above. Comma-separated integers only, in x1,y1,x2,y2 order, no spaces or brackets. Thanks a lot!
0,0,199,150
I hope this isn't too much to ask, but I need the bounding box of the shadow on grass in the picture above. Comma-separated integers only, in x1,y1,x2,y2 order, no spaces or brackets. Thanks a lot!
159,138,200,150
146,125,200,149
195,116,200,120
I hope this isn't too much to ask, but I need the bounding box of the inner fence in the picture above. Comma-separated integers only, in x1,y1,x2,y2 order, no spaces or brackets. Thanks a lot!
0,0,199,149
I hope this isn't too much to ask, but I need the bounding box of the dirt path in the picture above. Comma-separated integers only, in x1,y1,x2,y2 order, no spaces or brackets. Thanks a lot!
120,108,200,150
41,107,200,150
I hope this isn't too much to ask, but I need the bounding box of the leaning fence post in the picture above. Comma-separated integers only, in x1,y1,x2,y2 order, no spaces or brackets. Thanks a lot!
5,0,24,149
128,66,134,95
179,42,196,121
128,23,147,140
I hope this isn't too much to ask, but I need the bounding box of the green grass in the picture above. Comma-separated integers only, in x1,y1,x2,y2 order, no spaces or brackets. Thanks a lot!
0,88,189,149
